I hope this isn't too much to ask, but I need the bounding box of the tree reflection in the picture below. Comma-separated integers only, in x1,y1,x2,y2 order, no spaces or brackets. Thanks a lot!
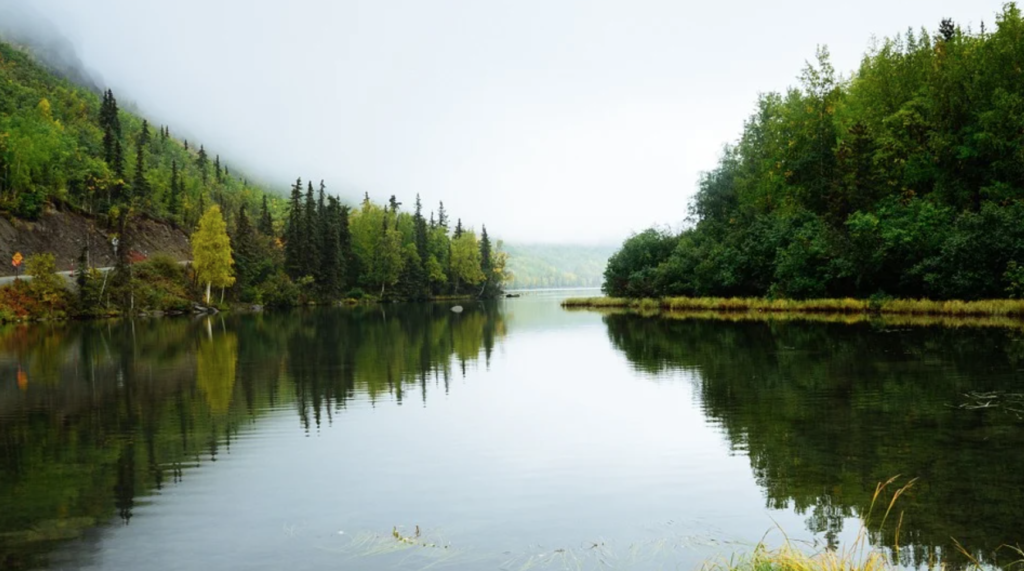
0,303,505,569
603,313,1024,568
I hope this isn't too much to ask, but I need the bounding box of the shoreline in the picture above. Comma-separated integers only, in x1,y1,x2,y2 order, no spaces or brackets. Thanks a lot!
562,296,1024,318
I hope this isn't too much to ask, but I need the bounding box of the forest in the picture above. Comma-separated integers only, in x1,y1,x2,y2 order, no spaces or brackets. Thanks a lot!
605,4,1024,301
0,38,505,320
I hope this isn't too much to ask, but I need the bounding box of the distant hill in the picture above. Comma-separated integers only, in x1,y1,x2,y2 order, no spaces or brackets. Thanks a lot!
502,243,614,289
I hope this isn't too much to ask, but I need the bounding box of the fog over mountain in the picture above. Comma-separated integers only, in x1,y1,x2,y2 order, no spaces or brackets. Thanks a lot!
0,0,1004,242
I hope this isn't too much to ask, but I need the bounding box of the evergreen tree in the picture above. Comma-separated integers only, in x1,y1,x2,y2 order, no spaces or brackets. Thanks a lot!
480,224,492,278
315,180,328,286
130,141,148,201
258,195,274,236
139,120,151,148
478,224,503,297
232,204,259,294
320,196,343,299
437,201,448,229
284,178,304,278
196,145,209,184
414,194,428,261
184,139,189,151
109,209,135,310
303,181,320,278
214,154,222,183
454,218,463,239
168,160,181,216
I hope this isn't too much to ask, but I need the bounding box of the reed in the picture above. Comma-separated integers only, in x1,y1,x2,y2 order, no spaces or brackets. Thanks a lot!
703,477,917,571
562,296,1024,318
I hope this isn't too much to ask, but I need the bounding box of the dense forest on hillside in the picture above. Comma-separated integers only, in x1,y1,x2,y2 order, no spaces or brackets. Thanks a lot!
605,5,1024,301
0,38,505,318
503,243,613,289
0,40,279,226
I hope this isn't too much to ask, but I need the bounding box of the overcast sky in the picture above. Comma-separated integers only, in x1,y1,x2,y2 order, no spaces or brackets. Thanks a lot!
0,0,1006,243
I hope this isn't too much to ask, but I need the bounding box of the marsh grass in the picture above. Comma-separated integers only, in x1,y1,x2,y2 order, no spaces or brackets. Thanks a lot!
703,477,916,571
573,305,1024,331
562,296,1024,320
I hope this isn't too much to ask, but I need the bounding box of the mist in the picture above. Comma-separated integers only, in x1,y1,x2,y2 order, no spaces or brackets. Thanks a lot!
0,0,1005,243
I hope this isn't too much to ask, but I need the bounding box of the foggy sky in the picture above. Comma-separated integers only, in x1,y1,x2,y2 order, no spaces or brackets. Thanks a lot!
0,0,1005,243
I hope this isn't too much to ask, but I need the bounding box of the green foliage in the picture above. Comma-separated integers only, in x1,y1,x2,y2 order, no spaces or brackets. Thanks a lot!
192,205,235,303
449,230,483,294
0,40,282,228
25,252,68,317
0,39,503,309
602,229,676,298
604,5,1024,301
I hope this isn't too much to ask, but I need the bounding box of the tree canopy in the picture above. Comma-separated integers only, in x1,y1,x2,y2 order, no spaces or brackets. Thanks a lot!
605,5,1024,301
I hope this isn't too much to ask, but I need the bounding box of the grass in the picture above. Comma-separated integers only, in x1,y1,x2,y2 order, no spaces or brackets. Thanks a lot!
562,296,1024,318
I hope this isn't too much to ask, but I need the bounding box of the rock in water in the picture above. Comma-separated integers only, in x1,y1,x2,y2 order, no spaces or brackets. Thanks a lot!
451,305,463,313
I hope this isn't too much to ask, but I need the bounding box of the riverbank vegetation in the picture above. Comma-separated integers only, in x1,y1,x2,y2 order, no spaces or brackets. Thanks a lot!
604,5,1024,302
0,38,507,322
563,295,1024,318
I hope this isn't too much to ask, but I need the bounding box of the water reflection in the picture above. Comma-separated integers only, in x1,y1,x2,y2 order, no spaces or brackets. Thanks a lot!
0,303,505,570
604,313,1024,568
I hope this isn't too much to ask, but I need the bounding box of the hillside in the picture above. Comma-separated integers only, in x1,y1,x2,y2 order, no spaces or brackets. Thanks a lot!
0,37,509,317
503,243,614,289
0,38,285,236
604,5,1024,301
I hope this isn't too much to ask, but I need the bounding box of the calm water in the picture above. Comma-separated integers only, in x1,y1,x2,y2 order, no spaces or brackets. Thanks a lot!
2,293,1023,570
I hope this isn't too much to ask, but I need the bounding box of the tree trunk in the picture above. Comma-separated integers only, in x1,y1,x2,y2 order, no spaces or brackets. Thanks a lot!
205,281,211,305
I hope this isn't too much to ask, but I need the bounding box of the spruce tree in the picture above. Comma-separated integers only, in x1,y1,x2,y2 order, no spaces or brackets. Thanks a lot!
479,224,494,296
321,196,343,299
214,155,222,183
303,181,319,278
131,142,148,201
437,201,448,229
139,120,151,148
414,194,428,261
100,90,123,176
284,178,304,278
168,160,182,216
233,204,259,293
315,181,327,286
258,195,274,235
196,145,209,184
454,218,463,239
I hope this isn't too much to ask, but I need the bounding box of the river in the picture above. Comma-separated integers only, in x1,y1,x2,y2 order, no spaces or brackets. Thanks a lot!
1,291,1022,570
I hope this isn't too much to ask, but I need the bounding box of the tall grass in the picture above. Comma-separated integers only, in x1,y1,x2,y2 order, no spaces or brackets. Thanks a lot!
562,296,1024,318
703,477,916,571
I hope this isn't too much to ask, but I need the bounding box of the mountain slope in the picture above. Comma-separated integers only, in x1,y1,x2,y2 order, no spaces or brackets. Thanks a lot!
0,38,284,229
